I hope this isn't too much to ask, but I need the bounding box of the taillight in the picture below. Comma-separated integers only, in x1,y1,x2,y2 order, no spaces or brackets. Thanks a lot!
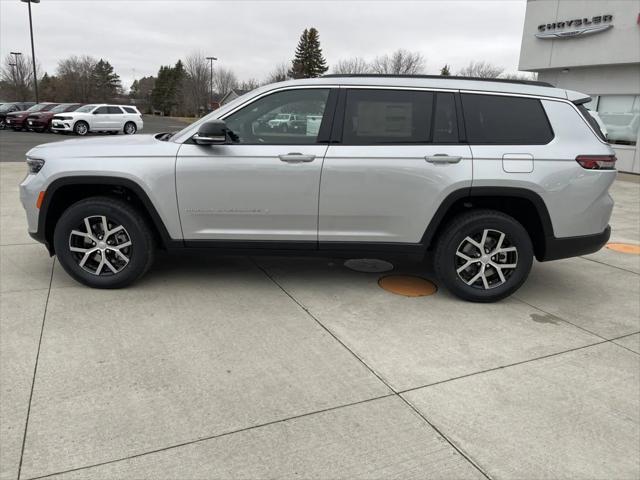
576,155,617,170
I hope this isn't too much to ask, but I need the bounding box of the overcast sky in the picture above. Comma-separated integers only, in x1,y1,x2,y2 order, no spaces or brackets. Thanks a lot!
0,0,527,90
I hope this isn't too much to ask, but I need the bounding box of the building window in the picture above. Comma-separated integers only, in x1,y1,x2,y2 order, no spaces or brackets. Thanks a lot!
593,95,639,146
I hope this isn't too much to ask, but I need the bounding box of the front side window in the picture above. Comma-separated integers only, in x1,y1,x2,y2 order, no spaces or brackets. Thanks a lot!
224,88,330,145
461,94,554,145
94,106,109,114
596,95,639,146
342,89,433,144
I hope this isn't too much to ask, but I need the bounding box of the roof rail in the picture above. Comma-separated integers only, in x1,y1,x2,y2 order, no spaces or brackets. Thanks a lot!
321,73,554,88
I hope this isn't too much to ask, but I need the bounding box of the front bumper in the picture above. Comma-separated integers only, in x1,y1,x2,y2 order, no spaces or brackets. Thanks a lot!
26,118,48,129
5,117,27,128
539,226,611,262
51,121,73,132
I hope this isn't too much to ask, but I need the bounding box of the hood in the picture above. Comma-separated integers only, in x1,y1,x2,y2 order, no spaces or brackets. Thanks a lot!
27,133,179,160
7,110,30,118
28,111,53,119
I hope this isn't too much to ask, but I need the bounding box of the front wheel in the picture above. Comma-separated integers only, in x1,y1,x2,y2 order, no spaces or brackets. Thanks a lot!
123,122,137,135
434,210,533,302
53,197,155,288
74,121,89,136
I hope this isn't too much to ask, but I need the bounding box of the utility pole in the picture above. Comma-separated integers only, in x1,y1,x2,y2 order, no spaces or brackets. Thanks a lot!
9,52,22,100
21,0,40,102
206,56,217,111
8,63,18,100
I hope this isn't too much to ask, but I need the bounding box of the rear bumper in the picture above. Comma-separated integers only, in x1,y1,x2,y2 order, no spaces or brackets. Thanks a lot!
539,226,611,262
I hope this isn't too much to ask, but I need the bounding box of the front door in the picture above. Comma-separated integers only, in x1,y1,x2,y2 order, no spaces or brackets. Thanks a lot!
92,106,110,129
319,88,473,246
176,87,334,244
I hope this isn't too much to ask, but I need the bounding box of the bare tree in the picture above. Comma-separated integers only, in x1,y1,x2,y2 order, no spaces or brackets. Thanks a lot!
264,62,289,84
457,61,504,79
183,52,210,116
1,54,38,101
214,67,239,98
240,78,259,91
500,71,538,81
56,55,98,102
332,57,370,74
370,49,425,75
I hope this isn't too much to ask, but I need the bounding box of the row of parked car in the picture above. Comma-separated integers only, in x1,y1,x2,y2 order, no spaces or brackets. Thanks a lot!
0,101,143,135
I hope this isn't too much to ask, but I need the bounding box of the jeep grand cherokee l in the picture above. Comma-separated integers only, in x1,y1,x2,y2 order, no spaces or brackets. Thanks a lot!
20,75,615,302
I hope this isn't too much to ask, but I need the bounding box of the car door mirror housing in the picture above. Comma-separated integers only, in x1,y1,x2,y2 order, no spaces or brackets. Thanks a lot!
193,119,230,145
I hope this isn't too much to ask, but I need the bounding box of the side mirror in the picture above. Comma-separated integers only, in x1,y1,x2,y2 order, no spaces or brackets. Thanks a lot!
193,119,230,145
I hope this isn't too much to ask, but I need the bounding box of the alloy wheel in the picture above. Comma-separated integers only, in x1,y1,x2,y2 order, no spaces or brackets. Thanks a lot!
68,215,132,275
455,228,518,289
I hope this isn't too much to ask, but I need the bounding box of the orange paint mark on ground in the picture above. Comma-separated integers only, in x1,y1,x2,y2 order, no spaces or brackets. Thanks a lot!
606,243,640,255
378,275,437,297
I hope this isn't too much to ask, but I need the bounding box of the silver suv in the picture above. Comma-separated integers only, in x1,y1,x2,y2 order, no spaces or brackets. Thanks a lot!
20,75,616,302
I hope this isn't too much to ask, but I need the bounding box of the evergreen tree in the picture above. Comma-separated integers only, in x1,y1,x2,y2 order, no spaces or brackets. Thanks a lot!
93,59,122,101
289,28,328,78
440,64,451,76
151,61,186,115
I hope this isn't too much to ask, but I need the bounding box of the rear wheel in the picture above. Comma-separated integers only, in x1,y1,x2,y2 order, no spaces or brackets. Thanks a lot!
74,121,89,136
53,197,155,288
123,122,137,135
434,210,533,302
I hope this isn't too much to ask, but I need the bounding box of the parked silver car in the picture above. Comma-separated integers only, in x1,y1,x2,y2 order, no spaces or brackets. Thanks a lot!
20,75,616,301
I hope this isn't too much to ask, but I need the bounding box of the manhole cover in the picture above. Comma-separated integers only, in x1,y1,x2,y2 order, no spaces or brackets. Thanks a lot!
606,243,640,255
344,258,394,273
378,275,437,297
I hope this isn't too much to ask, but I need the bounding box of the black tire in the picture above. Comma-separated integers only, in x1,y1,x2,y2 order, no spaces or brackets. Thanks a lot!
123,122,137,135
434,209,533,302
53,197,155,289
74,121,89,136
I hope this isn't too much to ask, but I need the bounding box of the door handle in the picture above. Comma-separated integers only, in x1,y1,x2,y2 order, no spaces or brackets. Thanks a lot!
425,154,462,164
278,153,316,163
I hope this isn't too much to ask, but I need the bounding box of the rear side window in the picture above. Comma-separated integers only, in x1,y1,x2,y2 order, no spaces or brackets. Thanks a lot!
433,93,458,143
123,107,137,114
576,103,607,142
461,94,553,144
342,89,433,144
108,106,123,114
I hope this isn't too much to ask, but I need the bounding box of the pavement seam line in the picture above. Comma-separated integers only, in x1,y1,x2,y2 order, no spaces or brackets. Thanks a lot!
25,394,395,480
16,258,55,480
250,258,493,480
578,254,640,276
514,295,640,349
399,337,618,395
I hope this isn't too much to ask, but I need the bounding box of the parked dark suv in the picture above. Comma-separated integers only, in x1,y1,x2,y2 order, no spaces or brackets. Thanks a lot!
27,103,84,132
0,102,36,129
6,103,59,131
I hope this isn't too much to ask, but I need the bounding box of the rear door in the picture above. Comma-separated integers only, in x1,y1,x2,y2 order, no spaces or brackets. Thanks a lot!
319,88,472,246
107,106,124,130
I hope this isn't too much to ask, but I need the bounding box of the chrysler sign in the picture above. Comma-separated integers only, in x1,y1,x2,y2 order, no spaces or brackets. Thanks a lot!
536,15,613,39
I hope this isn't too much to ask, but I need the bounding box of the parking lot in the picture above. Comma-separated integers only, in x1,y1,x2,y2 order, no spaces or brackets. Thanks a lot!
0,123,639,479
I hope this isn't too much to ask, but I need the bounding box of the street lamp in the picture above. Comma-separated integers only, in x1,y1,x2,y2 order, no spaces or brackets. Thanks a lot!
206,56,217,111
8,63,18,99
20,0,40,103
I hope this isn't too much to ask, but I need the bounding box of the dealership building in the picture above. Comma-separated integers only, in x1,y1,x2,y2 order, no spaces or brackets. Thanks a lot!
519,0,640,173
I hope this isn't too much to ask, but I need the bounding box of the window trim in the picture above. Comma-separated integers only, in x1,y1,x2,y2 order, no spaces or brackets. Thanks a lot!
459,92,555,146
215,86,337,146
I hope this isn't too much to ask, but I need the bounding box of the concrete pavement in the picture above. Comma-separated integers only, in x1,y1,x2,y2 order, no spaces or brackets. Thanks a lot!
0,160,638,479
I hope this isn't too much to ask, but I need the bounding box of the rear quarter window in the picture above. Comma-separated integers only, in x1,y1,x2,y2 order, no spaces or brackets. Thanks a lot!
461,94,554,145
123,107,137,114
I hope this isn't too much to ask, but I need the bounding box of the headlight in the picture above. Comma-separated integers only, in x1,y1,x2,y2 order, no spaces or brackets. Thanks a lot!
26,157,45,174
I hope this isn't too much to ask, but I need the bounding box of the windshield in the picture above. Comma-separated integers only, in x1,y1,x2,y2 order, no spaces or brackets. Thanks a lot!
51,104,73,113
26,104,48,112
76,104,97,113
0,104,15,112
